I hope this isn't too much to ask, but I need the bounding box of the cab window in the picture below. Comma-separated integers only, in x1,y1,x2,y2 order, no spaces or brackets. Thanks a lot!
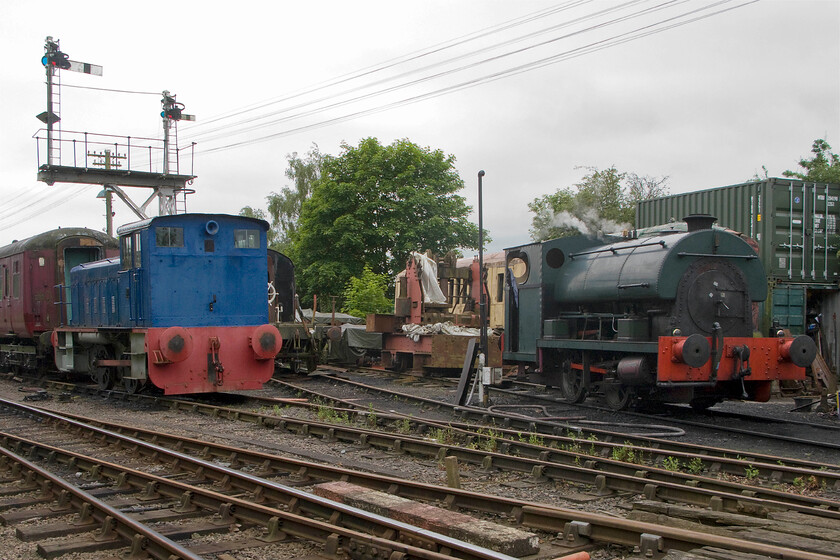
234,229,260,249
133,232,142,268
121,236,132,270
156,227,184,247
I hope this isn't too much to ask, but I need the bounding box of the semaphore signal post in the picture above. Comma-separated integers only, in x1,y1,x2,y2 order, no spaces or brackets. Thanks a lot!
34,36,197,221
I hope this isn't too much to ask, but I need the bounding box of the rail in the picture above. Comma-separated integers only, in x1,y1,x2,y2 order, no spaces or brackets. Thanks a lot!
0,444,202,560
0,398,516,560
676,251,758,259
569,240,666,259
3,395,837,560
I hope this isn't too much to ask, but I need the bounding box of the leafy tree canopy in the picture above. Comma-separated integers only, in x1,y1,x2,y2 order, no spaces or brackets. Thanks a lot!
528,166,668,241
783,138,840,184
342,266,393,318
290,137,480,307
240,144,323,253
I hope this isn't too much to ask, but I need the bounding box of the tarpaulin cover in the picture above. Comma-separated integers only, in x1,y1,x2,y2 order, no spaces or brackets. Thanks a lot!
412,252,447,304
322,325,382,365
401,321,480,337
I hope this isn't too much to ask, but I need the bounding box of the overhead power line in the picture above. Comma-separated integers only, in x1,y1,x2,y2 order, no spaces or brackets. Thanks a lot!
61,84,161,96
188,0,597,132
183,0,653,144
200,0,758,155
12,0,758,223
0,185,94,235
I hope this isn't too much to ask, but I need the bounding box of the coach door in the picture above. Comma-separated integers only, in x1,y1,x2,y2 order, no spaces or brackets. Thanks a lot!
62,247,100,323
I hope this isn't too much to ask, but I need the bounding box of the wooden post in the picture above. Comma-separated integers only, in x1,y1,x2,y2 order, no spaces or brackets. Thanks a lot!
444,455,461,489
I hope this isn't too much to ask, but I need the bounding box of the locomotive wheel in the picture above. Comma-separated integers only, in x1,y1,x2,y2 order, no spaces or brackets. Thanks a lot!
604,383,634,411
89,345,114,390
95,369,114,390
560,367,587,403
289,360,302,375
123,377,146,394
306,357,318,373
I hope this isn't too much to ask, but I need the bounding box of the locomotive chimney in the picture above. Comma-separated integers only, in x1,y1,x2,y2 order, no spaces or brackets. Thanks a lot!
684,214,716,232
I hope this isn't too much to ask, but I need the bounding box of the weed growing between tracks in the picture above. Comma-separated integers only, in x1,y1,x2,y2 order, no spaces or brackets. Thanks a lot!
393,416,412,433
662,456,681,471
253,394,836,494
317,404,350,424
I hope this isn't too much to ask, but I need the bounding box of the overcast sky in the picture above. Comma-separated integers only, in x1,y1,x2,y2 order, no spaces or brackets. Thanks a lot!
1,0,837,253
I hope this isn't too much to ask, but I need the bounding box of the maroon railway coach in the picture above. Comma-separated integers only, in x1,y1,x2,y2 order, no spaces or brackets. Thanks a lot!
0,227,118,372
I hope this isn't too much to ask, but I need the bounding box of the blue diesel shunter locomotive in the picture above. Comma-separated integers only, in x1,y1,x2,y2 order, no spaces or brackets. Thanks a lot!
53,214,282,394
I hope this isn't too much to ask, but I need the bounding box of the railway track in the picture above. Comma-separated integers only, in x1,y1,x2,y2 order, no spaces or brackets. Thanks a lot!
269,375,840,478
491,379,840,445
341,364,840,437
16,377,840,499
21,375,840,496
1,396,838,559
0,398,528,560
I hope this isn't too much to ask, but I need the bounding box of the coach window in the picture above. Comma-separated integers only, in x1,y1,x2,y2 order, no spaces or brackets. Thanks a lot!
121,236,132,270
155,227,184,247
12,260,20,298
234,229,260,248
0,266,5,298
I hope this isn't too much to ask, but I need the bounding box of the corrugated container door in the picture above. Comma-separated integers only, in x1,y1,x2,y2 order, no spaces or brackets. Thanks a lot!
770,182,840,281
808,183,840,282
770,284,806,334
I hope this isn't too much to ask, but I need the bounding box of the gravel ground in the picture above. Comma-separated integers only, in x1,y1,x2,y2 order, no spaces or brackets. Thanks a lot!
5,369,837,560
0,376,642,559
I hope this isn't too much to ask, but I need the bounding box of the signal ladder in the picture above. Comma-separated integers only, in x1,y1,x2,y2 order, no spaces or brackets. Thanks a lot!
163,118,179,175
174,188,189,213
47,66,62,165
163,118,190,214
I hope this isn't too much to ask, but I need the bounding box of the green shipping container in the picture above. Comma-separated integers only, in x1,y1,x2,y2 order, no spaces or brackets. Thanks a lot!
768,284,806,333
636,178,840,282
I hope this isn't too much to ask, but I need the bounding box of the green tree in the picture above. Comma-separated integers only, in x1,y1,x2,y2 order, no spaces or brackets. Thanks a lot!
625,172,670,208
528,188,577,240
529,166,668,241
290,137,479,307
240,144,323,253
267,144,323,252
783,138,840,184
342,266,393,318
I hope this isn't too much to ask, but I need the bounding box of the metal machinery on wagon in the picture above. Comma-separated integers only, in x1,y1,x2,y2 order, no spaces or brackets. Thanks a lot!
52,214,282,394
0,228,118,373
503,214,817,410
368,250,505,373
